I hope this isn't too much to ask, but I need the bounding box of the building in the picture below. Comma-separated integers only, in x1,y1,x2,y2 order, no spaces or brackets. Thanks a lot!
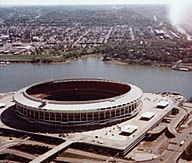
14,78,143,126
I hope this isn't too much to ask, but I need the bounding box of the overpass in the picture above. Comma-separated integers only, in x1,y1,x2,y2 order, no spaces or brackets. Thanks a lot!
30,140,74,163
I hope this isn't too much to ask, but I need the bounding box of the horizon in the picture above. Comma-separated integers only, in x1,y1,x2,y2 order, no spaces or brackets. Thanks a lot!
1,0,192,6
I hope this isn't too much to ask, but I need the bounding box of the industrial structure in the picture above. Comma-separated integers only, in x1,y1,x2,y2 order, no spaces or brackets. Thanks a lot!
14,78,143,126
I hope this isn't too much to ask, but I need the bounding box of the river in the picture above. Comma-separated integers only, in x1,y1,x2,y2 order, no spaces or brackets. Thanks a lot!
0,58,191,99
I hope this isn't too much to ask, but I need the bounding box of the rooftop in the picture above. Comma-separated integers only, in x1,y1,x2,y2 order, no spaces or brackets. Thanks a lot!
121,125,138,134
140,112,155,120
157,101,169,108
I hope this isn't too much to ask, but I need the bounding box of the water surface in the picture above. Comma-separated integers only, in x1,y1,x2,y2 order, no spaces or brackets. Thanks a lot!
0,58,191,98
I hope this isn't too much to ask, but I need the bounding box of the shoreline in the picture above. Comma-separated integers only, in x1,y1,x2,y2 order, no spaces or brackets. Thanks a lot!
2,53,191,71
0,53,170,67
0,53,102,64
103,58,172,68
59,54,102,64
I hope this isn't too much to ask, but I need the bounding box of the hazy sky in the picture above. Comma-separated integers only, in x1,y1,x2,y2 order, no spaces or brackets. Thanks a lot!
1,0,192,5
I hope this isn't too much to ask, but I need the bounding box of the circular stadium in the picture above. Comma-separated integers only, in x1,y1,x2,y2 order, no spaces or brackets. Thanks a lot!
14,78,143,126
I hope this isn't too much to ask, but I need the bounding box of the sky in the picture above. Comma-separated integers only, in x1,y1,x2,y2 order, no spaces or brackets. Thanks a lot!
0,0,192,5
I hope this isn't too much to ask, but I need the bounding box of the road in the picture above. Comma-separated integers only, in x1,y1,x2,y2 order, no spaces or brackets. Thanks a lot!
104,27,113,43
145,124,192,163
72,29,90,47
162,126,192,163
167,106,187,137
2,149,36,160
65,148,131,163
129,26,135,40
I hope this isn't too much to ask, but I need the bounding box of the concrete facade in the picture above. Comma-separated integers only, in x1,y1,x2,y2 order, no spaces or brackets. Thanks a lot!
14,78,143,126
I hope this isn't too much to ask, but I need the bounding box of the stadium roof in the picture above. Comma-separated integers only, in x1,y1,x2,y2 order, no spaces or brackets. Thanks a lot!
14,80,143,112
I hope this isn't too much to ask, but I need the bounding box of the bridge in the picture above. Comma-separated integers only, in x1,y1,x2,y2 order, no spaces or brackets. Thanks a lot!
30,140,74,163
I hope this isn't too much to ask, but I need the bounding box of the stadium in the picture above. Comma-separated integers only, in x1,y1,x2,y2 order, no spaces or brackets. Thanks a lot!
14,78,143,126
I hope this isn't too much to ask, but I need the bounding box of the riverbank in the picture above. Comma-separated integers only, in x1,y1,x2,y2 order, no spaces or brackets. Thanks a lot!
63,54,102,63
103,58,172,68
0,53,102,64
1,53,191,71
103,58,192,72
0,53,171,68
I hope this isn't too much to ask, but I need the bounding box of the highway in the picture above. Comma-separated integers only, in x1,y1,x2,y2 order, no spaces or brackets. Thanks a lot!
145,120,192,163
167,106,187,137
161,125,192,163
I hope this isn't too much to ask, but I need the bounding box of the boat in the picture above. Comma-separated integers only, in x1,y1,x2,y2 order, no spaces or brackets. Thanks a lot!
0,61,10,67
172,65,191,72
